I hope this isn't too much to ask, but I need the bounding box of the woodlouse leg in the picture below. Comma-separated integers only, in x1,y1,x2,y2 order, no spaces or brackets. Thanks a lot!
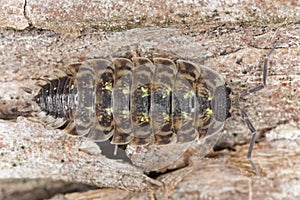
238,42,277,175
241,110,259,175
240,42,277,98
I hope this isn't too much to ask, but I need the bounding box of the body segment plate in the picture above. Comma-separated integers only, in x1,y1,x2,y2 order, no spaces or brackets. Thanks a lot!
32,57,228,172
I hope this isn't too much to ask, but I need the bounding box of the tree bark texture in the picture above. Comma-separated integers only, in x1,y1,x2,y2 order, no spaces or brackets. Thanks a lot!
0,0,299,199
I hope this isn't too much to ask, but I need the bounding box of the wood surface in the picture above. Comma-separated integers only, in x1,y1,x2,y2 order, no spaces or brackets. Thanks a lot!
0,0,299,199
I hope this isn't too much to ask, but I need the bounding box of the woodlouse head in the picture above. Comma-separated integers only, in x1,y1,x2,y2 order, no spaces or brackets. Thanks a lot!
212,85,232,122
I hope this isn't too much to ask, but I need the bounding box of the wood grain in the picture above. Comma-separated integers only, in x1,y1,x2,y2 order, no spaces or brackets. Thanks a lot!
0,0,299,199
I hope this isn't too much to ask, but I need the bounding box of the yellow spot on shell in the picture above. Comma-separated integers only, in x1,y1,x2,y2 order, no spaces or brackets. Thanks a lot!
122,89,130,94
121,110,130,119
121,110,130,115
104,82,113,91
105,107,112,114
184,92,192,99
86,106,93,111
162,88,172,99
206,108,213,115
182,112,192,120
141,86,149,98
140,113,150,122
163,112,170,121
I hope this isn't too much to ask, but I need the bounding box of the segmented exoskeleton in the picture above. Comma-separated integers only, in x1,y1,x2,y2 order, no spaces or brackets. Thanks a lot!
32,45,276,173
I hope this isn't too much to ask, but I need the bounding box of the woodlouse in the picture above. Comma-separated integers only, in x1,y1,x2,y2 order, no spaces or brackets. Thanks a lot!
31,45,276,173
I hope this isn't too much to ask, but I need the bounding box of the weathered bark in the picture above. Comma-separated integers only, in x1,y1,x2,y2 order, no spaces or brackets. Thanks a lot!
0,179,97,200
0,0,299,199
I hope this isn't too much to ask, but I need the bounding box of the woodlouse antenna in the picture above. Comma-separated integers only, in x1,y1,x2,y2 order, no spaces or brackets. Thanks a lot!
237,42,277,175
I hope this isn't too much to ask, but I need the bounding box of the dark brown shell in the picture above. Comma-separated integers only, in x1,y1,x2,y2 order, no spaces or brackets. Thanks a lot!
33,58,229,147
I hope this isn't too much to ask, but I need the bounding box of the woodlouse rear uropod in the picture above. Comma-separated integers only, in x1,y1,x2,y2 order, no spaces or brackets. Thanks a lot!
31,44,277,173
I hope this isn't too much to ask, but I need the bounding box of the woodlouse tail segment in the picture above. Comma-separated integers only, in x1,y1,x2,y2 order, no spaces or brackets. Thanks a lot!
20,84,48,116
237,43,277,175
31,64,77,129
